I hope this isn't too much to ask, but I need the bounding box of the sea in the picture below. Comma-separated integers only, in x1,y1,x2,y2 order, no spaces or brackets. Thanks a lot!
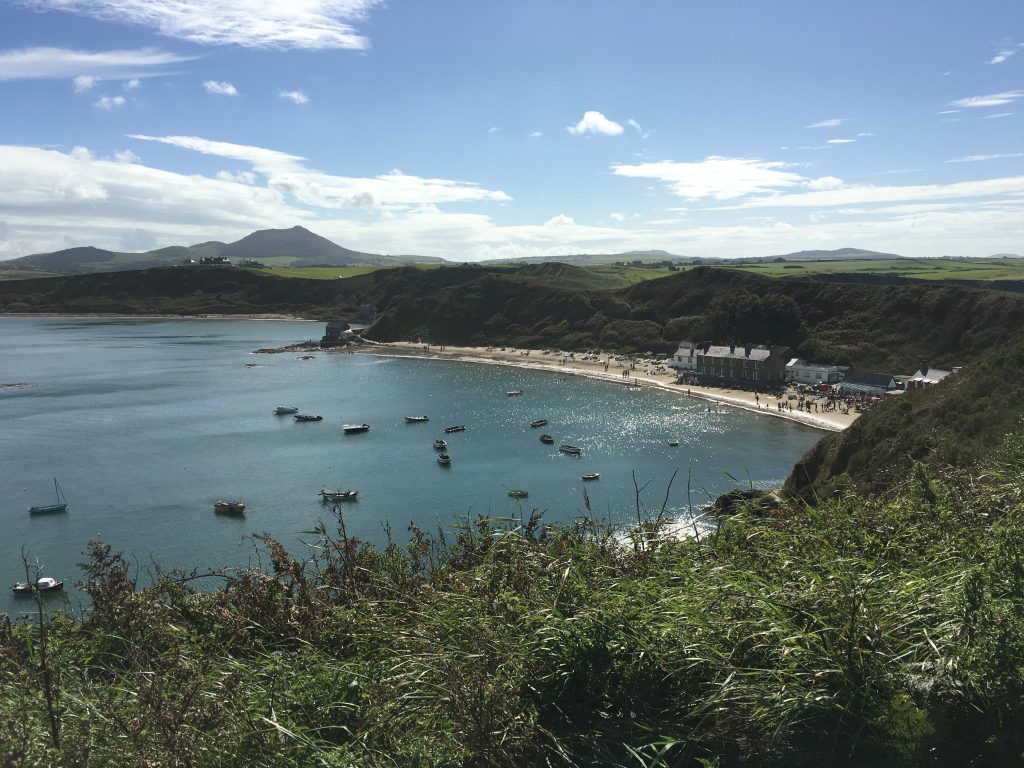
0,318,823,615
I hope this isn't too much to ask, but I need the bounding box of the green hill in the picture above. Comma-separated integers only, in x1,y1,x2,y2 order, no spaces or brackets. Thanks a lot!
1,226,445,275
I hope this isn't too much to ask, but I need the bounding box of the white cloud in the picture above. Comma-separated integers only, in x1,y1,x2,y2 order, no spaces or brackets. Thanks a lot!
982,112,1012,119
609,211,625,221
529,131,542,139
567,110,623,136
203,80,237,96
827,138,856,144
611,156,808,200
73,74,97,92
947,152,1024,163
113,149,140,163
279,89,309,104
128,134,512,208
989,43,1023,65
488,126,500,134
544,214,576,227
806,118,846,128
950,90,1024,108
123,78,140,90
0,46,194,81
626,118,641,132
856,132,874,137
806,176,844,190
938,110,961,115
717,176,1024,209
93,94,126,109
22,0,384,50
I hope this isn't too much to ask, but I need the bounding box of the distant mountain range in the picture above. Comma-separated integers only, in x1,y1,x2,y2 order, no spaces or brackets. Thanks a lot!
3,226,445,275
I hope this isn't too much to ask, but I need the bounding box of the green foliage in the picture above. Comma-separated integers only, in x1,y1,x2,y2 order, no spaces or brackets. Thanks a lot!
6,439,1024,766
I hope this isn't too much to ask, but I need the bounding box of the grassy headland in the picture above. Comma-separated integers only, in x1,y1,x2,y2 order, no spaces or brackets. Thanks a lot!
5,436,1024,766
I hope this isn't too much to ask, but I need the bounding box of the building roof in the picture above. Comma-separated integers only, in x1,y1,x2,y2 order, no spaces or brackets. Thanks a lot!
909,368,952,384
842,370,895,388
700,344,774,362
787,359,842,372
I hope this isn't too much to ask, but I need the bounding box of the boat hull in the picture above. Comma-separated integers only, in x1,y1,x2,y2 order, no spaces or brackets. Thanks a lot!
29,503,68,515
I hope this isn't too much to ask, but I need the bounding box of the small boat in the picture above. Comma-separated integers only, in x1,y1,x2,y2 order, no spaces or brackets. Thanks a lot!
320,489,358,502
437,453,452,465
507,389,524,396
444,425,466,434
530,419,548,428
214,500,246,516
294,414,323,422
433,439,448,450
507,489,529,498
559,444,582,456
274,405,299,415
405,415,429,423
582,473,600,481
11,577,64,595
342,424,370,434
668,438,680,447
539,434,554,444
29,478,69,515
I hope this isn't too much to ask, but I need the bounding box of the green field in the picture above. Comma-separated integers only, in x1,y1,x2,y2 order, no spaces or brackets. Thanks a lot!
724,257,1024,281
257,264,444,280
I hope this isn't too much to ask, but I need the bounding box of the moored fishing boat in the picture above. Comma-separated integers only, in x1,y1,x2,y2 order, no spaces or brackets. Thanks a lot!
539,434,554,444
530,419,548,428
444,425,465,433
433,439,448,450
559,444,582,456
273,405,299,415
11,576,64,595
293,413,323,422
342,423,370,434
668,438,680,446
582,473,600,481
405,415,429,423
507,389,524,396
214,500,246,515
436,453,452,465
507,489,529,498
29,478,69,515
319,489,358,502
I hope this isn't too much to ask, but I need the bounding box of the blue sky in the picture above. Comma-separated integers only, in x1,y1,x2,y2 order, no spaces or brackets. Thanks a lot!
1,0,1022,260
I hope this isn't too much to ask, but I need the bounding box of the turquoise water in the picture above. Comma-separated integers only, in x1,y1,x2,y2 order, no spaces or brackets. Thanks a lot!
0,318,822,614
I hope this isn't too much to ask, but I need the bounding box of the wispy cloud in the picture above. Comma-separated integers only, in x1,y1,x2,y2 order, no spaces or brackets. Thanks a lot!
529,131,542,139
982,112,1012,119
203,80,237,96
946,152,1024,163
827,138,856,144
611,156,828,200
123,78,140,90
22,0,384,50
73,74,97,92
93,94,126,109
567,110,623,136
806,118,846,128
128,134,512,209
717,176,1024,209
989,42,1024,65
0,46,194,81
950,90,1024,108
279,89,309,104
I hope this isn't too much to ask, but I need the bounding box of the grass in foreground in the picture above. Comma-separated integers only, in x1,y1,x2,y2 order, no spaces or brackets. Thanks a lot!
722,257,1024,282
4,435,1024,766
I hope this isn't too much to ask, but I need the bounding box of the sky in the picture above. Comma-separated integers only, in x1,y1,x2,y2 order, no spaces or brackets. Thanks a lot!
1,0,1023,261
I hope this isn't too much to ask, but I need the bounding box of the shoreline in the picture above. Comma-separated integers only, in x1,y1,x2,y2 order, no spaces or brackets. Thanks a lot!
354,341,857,433
0,312,318,322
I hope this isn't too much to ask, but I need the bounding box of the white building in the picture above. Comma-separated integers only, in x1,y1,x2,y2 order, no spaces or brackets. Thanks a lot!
671,341,699,371
785,358,845,385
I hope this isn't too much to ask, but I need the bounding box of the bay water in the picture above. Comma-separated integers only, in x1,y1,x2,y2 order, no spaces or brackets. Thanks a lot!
1,318,822,615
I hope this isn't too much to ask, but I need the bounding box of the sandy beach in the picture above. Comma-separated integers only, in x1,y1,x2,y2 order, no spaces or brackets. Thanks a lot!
356,341,858,433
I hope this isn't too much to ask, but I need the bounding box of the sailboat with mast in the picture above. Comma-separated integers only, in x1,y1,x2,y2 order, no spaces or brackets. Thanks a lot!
29,478,69,515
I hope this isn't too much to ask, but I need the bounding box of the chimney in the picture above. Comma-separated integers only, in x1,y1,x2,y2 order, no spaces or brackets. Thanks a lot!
703,341,712,354
730,342,736,354
744,344,751,357
920,360,928,375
